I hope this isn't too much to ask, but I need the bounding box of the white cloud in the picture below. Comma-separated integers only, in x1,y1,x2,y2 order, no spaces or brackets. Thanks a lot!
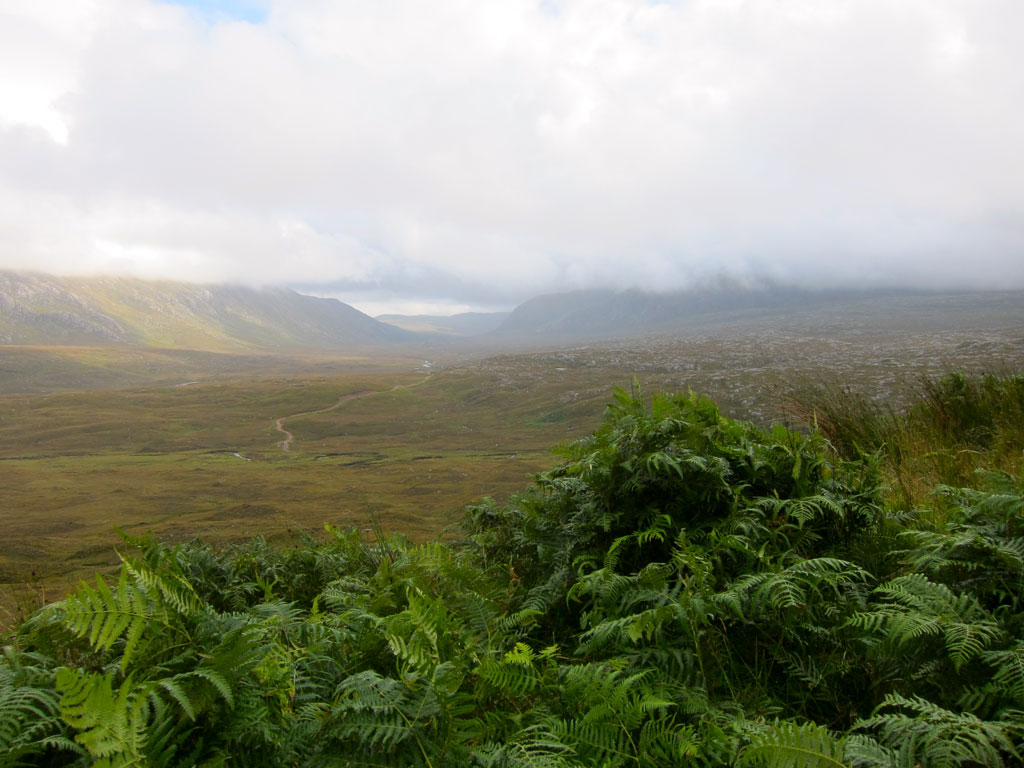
0,0,103,143
1,0,1022,311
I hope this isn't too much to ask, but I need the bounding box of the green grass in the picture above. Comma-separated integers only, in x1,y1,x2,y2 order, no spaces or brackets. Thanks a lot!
0,344,420,395
786,370,1024,509
0,365,610,619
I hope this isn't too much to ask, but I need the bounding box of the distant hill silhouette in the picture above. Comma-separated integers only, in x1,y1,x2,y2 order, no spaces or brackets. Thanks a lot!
376,311,509,336
4,272,1022,352
0,271,412,351
491,284,968,340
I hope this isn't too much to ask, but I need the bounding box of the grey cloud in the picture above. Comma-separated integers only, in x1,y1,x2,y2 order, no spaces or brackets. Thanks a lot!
1,0,1023,312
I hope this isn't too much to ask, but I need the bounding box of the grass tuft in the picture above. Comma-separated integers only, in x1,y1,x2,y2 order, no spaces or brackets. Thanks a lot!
787,370,1024,509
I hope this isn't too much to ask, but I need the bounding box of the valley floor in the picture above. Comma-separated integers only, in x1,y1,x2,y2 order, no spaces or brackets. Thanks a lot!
1,319,1023,621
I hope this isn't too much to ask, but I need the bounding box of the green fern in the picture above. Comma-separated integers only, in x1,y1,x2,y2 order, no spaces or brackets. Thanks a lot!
738,720,850,768
57,668,150,767
979,641,1024,707
717,558,867,621
59,568,154,670
851,573,1003,671
854,693,1020,768
0,668,70,765
327,669,437,762
478,644,546,698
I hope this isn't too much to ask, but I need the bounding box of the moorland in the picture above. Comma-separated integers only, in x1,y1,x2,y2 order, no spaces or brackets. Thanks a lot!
2,275,1024,766
1,285,1022,614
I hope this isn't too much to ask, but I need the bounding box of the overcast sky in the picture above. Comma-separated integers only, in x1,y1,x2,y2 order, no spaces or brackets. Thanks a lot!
1,0,1022,315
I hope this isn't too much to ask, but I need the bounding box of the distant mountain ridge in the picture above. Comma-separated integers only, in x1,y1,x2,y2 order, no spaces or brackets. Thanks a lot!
5,272,1022,353
492,285,937,339
0,271,412,351
376,311,509,336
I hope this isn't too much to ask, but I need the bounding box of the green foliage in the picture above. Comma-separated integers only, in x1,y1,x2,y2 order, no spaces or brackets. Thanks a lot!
853,693,1020,768
788,370,1024,508
60,568,158,672
4,377,1024,766
0,648,75,766
56,668,152,767
738,720,849,768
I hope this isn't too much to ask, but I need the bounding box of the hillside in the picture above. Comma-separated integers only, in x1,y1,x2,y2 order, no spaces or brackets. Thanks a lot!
7,272,1024,354
0,271,413,351
494,285,1024,340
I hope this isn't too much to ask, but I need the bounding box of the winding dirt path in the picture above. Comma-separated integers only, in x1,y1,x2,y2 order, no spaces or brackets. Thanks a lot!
273,391,374,452
272,374,432,452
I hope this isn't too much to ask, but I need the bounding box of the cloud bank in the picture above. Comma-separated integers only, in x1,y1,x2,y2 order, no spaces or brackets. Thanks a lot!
1,0,1022,312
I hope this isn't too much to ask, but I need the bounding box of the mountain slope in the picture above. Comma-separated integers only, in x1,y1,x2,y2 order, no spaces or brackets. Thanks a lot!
0,271,412,351
494,285,826,339
492,285,1024,340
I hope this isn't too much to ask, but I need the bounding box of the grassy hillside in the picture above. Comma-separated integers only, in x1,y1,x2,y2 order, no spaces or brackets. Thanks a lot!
0,271,413,351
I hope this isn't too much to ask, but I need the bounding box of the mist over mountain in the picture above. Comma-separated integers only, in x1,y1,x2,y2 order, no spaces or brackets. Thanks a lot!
492,284,1024,341
376,312,509,337
494,284,848,339
3,270,1023,355
0,271,412,351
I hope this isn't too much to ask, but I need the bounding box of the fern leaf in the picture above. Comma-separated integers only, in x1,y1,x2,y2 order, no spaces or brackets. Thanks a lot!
123,553,204,617
57,669,150,765
855,693,1020,768
155,679,196,721
61,568,151,669
478,658,541,697
982,642,1024,705
739,720,850,768
186,668,235,709
0,682,62,758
